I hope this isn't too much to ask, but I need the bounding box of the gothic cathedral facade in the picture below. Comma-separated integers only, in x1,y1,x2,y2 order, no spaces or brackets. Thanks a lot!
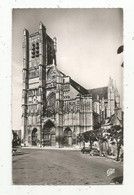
22,22,121,147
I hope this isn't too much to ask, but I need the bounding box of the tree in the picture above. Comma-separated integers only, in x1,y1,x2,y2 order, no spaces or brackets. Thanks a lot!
82,131,97,150
81,129,109,156
77,133,84,148
12,130,21,148
107,125,123,161
94,128,108,156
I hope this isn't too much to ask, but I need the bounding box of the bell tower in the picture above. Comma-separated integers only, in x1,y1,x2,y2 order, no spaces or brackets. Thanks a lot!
21,22,56,146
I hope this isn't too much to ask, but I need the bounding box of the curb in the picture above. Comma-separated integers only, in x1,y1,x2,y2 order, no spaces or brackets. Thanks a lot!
21,146,81,151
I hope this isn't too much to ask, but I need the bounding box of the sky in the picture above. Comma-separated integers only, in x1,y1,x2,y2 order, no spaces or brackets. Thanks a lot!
12,8,123,130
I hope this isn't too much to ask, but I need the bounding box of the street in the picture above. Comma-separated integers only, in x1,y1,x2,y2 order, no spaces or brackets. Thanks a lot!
12,148,123,185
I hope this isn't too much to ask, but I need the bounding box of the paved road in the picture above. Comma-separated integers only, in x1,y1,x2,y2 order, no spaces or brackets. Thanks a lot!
12,148,123,185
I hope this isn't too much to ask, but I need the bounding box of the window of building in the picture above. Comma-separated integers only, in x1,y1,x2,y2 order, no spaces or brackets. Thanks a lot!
31,42,39,58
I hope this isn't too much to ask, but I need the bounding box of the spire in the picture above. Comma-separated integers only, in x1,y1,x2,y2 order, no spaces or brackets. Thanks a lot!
114,81,119,96
53,37,57,65
108,76,114,93
39,22,46,31
108,75,113,86
23,28,29,36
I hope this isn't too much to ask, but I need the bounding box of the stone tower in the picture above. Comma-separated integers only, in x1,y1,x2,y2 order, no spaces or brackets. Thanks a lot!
107,76,121,118
107,76,115,117
22,22,56,146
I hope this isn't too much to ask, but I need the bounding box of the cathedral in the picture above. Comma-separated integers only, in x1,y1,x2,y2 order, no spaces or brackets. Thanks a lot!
22,22,121,147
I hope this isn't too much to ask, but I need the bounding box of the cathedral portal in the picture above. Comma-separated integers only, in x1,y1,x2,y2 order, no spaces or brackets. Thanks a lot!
42,120,56,146
31,128,38,146
64,127,73,146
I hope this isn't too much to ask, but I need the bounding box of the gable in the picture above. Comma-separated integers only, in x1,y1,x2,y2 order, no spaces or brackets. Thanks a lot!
47,67,61,83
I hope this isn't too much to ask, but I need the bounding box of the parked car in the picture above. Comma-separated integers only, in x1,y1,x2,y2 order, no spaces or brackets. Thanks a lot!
81,147,91,154
89,148,100,156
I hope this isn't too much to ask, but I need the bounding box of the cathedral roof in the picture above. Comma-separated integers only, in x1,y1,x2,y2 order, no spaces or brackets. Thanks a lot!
59,70,88,95
59,69,108,98
87,87,108,101
70,79,88,95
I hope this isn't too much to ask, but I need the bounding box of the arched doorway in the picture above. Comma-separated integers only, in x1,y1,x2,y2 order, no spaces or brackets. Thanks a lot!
42,120,56,146
31,128,37,145
64,127,72,146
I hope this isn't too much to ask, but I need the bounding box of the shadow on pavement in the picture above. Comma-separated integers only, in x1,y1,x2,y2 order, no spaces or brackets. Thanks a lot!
110,176,123,184
12,150,29,156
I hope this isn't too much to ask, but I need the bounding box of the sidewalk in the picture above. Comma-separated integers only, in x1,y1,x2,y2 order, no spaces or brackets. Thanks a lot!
21,145,81,151
106,155,116,160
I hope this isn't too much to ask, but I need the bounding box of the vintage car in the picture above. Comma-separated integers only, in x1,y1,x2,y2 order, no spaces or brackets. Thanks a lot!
89,148,100,156
81,147,91,154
